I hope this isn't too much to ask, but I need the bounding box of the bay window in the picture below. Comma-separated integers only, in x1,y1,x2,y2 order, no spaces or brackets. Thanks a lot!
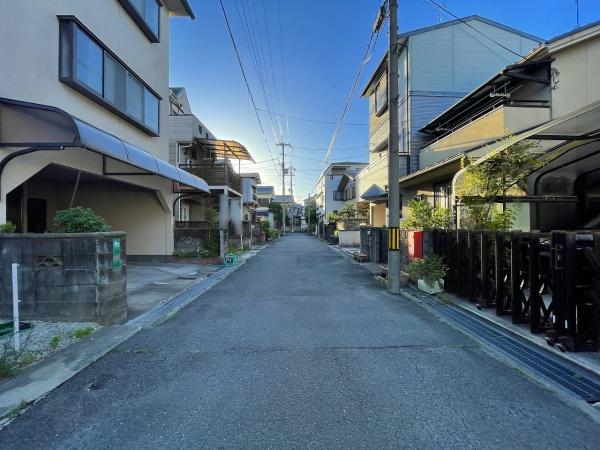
59,17,161,135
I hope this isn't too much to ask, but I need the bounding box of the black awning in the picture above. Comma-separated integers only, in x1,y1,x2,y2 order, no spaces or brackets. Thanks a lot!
0,97,209,193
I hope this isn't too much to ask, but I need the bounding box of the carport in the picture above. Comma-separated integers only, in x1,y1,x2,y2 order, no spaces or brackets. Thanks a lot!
0,97,209,256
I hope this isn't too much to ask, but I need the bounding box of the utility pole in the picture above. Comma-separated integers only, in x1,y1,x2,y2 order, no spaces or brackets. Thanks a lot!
386,0,402,294
307,193,311,233
278,142,291,235
289,167,295,232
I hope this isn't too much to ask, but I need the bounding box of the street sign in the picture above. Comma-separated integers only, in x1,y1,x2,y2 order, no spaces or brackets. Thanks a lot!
112,238,122,270
224,253,238,266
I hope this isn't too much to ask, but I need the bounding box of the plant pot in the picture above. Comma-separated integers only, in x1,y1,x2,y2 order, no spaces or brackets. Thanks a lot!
417,279,444,294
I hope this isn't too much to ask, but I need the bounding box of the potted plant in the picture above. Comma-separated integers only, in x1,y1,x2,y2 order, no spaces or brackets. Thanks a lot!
406,256,447,294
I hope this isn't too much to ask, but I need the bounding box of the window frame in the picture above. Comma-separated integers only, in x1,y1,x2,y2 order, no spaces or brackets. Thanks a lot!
374,73,388,116
117,0,161,43
58,16,161,136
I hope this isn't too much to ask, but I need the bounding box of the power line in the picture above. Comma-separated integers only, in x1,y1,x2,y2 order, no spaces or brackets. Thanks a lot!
219,0,280,179
312,0,386,192
293,144,371,151
425,0,525,60
257,108,368,126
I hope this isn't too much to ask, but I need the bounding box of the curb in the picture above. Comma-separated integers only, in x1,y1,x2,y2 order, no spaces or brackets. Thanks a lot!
0,245,266,425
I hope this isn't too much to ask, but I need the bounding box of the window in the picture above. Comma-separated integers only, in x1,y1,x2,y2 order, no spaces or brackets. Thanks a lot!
59,18,161,136
333,191,344,201
375,73,387,115
74,26,102,94
118,0,160,42
126,73,144,121
433,182,451,209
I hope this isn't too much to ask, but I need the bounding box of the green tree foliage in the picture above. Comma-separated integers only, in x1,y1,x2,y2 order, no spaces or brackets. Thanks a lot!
406,256,447,287
337,203,357,220
456,132,542,230
401,200,452,230
53,207,110,233
268,202,283,229
304,200,318,225
0,222,16,233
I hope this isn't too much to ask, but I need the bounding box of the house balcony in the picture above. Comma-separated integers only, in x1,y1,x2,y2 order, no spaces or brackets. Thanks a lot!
179,161,242,194
420,105,551,168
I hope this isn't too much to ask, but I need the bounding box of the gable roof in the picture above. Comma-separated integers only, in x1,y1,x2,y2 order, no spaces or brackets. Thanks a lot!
361,15,543,97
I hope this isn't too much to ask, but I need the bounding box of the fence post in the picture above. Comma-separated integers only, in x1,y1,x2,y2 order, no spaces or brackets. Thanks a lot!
480,231,490,307
467,231,476,302
12,263,20,352
511,231,522,324
529,231,542,333
495,232,507,316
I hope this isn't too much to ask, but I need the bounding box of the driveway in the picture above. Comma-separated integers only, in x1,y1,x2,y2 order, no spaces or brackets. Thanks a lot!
1,234,599,448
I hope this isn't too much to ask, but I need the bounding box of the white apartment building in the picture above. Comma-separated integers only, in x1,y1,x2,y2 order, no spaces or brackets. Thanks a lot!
0,0,205,258
314,162,367,230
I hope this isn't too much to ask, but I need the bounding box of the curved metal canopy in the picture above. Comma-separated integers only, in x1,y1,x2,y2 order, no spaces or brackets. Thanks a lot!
0,97,209,193
194,138,254,162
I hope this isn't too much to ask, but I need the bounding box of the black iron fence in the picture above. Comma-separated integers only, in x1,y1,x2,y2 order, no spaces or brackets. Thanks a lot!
431,229,600,352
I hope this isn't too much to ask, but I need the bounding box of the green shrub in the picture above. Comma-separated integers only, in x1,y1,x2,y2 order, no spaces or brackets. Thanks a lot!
406,256,447,287
401,200,452,230
53,207,110,233
48,335,61,350
18,352,36,368
72,327,94,339
0,222,16,233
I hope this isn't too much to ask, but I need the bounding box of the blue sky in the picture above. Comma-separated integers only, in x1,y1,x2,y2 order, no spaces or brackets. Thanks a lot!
170,0,599,201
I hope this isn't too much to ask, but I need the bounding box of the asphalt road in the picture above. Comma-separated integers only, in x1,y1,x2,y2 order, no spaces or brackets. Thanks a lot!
1,234,599,449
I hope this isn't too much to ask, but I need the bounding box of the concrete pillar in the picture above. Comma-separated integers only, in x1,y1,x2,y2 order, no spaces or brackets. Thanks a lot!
0,194,6,224
219,192,229,257
230,197,242,236
219,192,229,230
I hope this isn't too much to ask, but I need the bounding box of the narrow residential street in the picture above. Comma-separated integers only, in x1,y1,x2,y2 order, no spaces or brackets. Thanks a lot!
1,234,599,448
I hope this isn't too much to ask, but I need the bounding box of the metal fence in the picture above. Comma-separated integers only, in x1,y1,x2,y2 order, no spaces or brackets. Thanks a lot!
359,227,389,264
431,229,600,352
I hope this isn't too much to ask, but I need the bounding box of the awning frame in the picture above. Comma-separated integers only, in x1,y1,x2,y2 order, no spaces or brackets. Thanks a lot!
0,97,209,195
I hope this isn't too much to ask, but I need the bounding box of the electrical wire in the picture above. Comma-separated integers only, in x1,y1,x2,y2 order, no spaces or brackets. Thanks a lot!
219,0,281,179
425,0,525,60
312,0,386,192
256,108,368,126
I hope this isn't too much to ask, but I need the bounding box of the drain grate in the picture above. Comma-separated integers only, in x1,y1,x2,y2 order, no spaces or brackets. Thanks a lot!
402,289,600,403
128,265,237,328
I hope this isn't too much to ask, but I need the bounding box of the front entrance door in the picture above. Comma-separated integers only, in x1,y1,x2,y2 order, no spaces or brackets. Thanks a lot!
27,198,47,233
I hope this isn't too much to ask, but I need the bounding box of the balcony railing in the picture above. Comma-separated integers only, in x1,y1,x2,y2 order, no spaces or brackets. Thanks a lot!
174,221,210,229
180,161,242,193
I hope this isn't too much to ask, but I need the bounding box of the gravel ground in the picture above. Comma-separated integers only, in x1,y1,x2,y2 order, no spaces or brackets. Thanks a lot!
0,320,101,368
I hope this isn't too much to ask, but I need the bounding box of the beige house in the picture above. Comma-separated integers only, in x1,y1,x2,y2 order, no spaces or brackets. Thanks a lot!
406,20,600,231
355,16,542,226
0,0,205,258
168,86,255,254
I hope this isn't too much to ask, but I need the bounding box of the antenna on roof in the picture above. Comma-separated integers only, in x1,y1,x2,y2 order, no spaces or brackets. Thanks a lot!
576,0,581,28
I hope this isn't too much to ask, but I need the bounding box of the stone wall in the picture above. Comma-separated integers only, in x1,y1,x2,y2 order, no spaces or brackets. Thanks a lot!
174,228,211,255
0,232,127,325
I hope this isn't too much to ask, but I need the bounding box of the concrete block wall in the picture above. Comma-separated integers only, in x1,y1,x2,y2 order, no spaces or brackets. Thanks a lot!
0,232,127,325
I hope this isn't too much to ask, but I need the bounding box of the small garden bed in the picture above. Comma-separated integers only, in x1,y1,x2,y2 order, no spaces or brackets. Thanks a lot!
0,321,100,380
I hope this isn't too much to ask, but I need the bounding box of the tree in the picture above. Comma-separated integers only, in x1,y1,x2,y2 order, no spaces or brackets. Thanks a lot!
456,131,542,230
268,202,283,229
337,203,357,220
401,200,452,230
304,200,317,226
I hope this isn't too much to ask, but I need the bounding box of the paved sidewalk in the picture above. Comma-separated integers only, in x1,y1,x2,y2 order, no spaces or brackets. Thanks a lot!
1,234,599,448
